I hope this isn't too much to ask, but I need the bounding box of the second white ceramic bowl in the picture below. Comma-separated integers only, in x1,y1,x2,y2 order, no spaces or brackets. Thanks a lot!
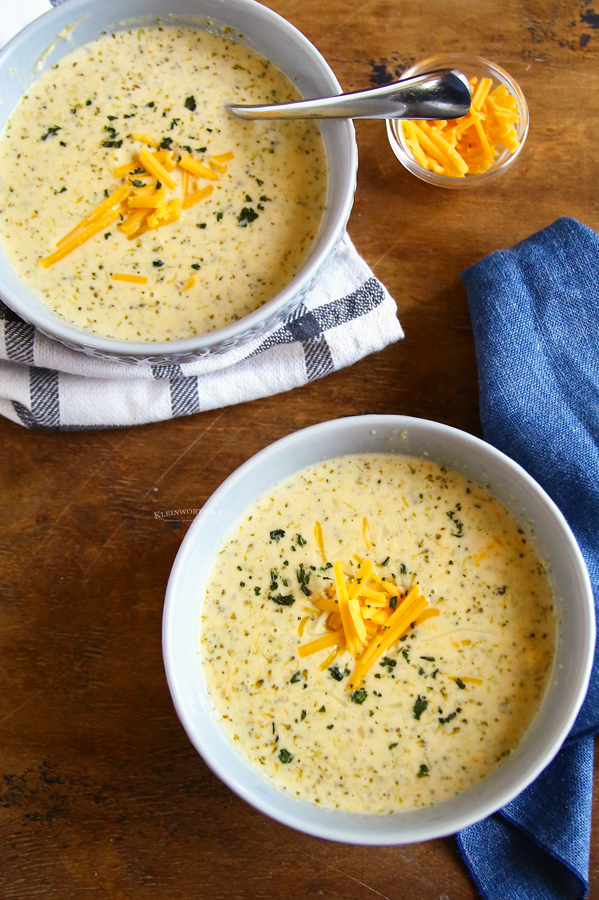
0,0,357,364
163,415,594,843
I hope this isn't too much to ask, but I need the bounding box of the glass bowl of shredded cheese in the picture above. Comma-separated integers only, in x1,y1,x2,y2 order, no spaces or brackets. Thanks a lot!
387,54,529,188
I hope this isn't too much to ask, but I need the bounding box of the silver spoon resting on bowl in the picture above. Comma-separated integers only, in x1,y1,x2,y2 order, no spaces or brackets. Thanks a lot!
227,68,471,121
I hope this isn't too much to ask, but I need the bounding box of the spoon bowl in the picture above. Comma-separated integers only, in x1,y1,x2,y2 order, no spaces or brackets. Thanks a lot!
227,68,471,120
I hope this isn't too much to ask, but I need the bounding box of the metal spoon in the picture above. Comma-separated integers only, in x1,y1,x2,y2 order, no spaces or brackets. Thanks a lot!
227,68,471,121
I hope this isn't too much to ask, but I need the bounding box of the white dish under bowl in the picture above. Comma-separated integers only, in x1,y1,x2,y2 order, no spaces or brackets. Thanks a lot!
0,0,357,364
163,415,595,844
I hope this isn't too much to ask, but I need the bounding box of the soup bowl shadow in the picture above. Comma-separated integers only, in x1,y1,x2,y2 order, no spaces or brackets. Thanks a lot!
163,415,595,844
0,0,357,364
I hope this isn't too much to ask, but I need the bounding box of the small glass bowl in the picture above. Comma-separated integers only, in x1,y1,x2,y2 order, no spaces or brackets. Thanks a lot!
387,53,529,189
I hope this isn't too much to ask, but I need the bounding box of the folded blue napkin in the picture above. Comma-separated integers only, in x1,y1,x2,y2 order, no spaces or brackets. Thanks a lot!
457,217,599,900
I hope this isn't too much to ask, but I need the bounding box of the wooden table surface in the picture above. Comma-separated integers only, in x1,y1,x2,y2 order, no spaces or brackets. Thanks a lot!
2,0,598,897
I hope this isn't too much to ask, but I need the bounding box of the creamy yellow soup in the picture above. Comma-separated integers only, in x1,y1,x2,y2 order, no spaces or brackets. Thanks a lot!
201,454,555,814
0,26,326,341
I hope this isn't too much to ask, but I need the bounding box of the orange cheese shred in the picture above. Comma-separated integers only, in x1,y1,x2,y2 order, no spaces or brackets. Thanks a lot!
179,155,219,181
128,186,169,208
138,146,177,190
181,184,214,210
147,198,183,229
132,133,160,149
311,594,339,613
319,647,340,670
402,74,521,177
414,608,440,626
297,628,345,658
153,149,176,171
182,275,197,292
114,159,141,178
55,185,132,249
210,151,235,163
40,208,122,268
112,273,148,284
334,561,360,658
327,611,343,631
314,521,326,561
298,616,311,638
119,208,149,237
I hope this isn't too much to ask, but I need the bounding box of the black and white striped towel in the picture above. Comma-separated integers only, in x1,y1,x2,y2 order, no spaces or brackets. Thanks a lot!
0,235,403,430
0,5,403,431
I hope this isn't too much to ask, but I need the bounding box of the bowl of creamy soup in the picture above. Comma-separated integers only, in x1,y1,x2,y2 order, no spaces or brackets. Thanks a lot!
0,0,356,363
163,415,594,843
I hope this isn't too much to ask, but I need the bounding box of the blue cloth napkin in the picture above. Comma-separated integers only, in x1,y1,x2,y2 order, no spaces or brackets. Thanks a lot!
457,217,599,900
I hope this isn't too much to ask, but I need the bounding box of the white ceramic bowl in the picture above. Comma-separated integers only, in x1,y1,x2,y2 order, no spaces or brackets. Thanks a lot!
163,415,595,844
0,0,357,364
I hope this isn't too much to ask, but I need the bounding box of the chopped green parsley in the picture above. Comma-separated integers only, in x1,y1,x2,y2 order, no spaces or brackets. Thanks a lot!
238,207,259,226
329,665,349,682
41,126,61,141
413,695,428,720
351,688,367,705
271,594,295,606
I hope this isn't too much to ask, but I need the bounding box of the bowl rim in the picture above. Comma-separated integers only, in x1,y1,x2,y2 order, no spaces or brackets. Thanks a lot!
386,53,529,189
0,0,357,359
163,414,595,844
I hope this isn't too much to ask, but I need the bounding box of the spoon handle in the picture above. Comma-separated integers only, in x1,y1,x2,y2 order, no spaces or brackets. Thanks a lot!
228,69,471,121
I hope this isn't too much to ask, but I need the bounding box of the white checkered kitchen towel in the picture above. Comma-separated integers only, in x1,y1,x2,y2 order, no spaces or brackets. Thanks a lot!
0,2,403,431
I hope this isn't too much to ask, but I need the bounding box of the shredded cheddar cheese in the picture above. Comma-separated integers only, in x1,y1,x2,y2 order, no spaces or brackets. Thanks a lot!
402,76,521,177
154,149,176,171
209,158,228,174
298,555,434,691
112,273,148,284
114,159,141,178
40,136,234,268
211,151,235,163
128,186,169,208
179,155,219,181
319,647,340,670
298,628,345,658
55,185,132,249
40,208,122,268
118,208,149,237
138,146,177,190
362,516,371,549
182,275,197,292
147,198,183,229
314,521,326,561
181,184,214,210
131,133,160,149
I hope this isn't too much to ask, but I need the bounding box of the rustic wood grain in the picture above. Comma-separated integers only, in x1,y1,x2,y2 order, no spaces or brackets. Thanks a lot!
1,0,598,897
